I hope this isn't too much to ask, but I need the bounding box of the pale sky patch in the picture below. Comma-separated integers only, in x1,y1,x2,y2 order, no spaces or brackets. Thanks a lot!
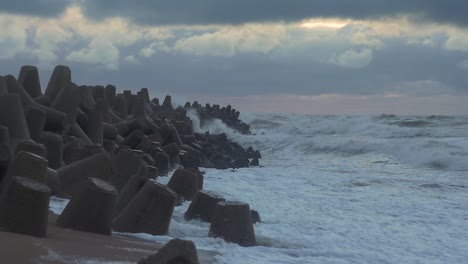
328,48,373,68
66,38,120,70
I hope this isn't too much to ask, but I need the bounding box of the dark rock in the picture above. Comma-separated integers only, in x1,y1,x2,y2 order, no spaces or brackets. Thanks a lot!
57,177,117,235
253,150,262,159
250,158,260,166
231,157,249,168
251,210,261,223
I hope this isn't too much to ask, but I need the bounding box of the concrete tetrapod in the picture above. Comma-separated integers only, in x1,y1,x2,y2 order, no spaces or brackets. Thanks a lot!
37,132,63,170
184,190,225,223
161,142,180,160
138,238,200,264
57,152,113,196
112,181,176,235
0,94,30,148
51,83,80,125
25,105,46,141
3,74,68,133
57,177,117,235
114,174,148,217
105,84,116,106
111,149,148,192
64,143,104,164
44,65,71,102
45,168,62,196
209,201,256,247
13,140,47,159
18,65,42,98
0,76,7,95
152,151,171,176
87,109,104,146
167,168,199,201
6,150,48,184
0,126,11,185
0,176,50,237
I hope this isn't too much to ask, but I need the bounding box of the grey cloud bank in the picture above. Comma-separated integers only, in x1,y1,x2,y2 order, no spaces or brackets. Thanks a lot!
82,0,468,26
0,0,71,17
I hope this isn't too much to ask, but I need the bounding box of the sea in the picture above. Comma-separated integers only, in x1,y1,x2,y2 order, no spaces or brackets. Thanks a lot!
51,113,468,264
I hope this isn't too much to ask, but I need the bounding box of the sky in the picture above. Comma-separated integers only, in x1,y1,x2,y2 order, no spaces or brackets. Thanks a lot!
1,0,468,115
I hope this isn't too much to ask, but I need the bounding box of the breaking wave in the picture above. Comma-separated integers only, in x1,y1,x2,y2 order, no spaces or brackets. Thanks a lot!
238,113,468,171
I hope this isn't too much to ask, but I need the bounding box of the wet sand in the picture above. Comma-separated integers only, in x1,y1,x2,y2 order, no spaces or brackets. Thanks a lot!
0,212,217,263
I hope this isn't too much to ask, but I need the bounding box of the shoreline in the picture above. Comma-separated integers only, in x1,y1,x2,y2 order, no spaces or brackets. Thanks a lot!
0,211,217,263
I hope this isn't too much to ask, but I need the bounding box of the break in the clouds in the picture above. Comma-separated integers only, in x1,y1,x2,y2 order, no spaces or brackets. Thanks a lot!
1,2,468,114
81,0,468,27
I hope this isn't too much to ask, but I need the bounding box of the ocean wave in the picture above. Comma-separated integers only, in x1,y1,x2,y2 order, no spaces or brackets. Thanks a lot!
238,113,468,171
388,120,434,128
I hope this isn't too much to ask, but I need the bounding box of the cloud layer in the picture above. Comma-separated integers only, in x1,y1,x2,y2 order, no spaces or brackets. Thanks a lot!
81,0,468,26
1,4,468,114
0,0,71,17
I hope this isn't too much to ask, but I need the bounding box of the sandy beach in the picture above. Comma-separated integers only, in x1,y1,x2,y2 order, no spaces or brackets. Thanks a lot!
0,212,217,263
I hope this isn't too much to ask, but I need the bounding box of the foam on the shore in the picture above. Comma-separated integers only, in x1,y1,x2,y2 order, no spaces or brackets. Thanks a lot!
46,112,468,263
86,113,468,264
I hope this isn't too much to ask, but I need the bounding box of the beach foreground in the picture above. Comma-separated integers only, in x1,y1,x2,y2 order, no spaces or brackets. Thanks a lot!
0,211,217,263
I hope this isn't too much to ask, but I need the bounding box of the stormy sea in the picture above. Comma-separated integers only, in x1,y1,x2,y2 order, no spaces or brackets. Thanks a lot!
52,113,468,263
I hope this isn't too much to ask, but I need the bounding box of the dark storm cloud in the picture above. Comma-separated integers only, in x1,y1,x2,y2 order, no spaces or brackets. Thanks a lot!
0,0,71,17
81,0,468,26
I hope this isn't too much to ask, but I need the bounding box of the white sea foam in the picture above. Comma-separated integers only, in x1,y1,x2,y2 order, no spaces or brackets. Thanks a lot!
49,113,468,263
